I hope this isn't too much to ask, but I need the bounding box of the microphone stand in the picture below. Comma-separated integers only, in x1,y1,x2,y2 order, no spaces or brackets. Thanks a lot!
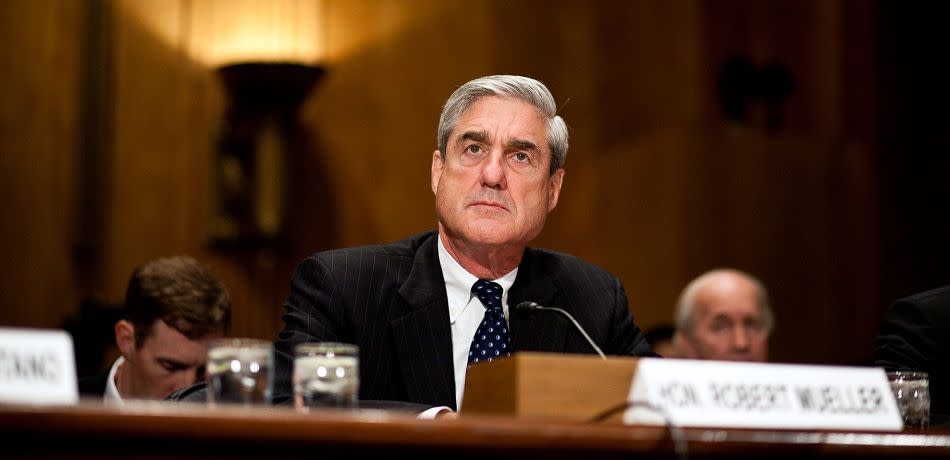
515,302,606,359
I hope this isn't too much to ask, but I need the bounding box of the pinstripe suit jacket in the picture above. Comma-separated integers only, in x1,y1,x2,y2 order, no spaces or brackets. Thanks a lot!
274,231,653,410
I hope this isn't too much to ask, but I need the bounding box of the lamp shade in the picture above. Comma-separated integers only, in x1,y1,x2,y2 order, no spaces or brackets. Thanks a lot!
190,0,325,66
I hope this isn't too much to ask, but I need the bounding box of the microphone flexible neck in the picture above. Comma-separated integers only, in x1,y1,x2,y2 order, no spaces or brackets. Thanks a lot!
545,307,606,359
516,302,606,359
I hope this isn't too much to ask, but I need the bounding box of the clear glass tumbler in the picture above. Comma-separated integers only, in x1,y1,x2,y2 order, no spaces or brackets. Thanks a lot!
886,370,930,430
293,342,359,411
206,338,274,406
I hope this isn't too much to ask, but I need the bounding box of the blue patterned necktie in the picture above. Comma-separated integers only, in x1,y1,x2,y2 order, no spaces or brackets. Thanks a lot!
468,279,513,365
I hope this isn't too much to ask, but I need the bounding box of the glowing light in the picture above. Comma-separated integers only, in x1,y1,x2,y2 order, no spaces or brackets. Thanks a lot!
190,0,325,66
119,0,325,67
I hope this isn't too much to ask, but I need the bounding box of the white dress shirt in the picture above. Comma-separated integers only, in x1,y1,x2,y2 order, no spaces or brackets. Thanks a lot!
437,235,518,409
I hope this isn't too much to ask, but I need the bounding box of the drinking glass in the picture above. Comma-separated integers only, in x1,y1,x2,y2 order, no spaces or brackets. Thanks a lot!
293,342,359,411
206,338,274,406
886,371,930,430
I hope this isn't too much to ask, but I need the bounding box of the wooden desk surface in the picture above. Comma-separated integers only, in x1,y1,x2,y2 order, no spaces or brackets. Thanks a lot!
1,402,949,459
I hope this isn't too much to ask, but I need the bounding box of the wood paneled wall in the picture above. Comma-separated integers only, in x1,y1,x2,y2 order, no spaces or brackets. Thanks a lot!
0,0,83,328
0,0,886,367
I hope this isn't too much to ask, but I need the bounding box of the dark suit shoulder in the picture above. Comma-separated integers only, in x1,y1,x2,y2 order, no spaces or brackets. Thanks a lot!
874,285,949,372
293,231,437,284
895,285,950,312
524,246,618,281
884,285,950,333
307,231,436,262
517,246,653,358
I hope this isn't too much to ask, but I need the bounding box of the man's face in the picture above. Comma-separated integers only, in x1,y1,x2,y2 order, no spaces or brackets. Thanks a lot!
682,279,769,362
431,96,564,249
120,319,219,399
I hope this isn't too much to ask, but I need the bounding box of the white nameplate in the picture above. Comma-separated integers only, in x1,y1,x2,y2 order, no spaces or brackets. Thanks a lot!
624,358,902,431
0,327,78,405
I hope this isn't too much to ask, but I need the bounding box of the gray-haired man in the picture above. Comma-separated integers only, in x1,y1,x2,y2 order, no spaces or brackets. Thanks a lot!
273,75,655,414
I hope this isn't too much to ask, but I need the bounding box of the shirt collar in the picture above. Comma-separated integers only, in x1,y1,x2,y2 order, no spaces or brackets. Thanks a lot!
104,356,125,405
437,234,518,323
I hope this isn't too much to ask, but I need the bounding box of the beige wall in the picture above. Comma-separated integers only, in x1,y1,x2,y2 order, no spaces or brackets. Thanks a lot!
0,0,880,366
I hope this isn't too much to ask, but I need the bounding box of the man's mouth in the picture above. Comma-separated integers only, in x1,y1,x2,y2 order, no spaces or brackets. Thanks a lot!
470,200,508,211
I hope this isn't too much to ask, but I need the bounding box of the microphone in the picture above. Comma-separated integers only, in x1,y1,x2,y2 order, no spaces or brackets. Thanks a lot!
514,301,606,359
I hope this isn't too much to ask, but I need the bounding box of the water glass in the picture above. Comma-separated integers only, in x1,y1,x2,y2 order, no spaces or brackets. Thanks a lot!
206,338,274,406
293,342,359,411
886,371,930,429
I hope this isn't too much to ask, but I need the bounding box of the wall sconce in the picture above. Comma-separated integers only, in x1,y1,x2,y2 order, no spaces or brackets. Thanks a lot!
211,63,324,249
189,0,326,250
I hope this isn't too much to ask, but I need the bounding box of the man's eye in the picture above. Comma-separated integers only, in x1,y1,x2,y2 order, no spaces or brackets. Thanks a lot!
513,152,529,162
467,144,482,154
159,361,185,372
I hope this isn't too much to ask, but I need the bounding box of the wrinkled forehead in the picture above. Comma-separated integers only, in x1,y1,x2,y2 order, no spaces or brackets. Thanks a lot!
456,95,547,124
452,96,550,150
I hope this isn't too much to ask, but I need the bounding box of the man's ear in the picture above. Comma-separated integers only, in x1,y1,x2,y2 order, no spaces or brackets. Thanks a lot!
115,320,136,358
431,150,444,195
547,168,565,210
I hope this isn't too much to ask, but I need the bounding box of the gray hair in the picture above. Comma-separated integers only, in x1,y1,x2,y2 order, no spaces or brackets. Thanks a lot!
675,268,775,334
437,75,568,176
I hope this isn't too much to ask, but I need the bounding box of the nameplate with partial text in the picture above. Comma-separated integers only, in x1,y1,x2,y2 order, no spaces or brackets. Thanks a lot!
0,327,78,405
624,358,902,431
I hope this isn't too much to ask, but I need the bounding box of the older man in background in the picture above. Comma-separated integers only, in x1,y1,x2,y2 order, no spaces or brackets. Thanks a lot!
672,269,773,362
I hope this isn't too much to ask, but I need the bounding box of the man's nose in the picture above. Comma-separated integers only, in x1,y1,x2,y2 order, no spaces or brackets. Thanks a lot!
731,327,751,351
480,150,507,189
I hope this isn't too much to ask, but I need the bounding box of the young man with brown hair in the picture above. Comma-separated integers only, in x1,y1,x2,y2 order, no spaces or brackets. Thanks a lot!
79,256,231,403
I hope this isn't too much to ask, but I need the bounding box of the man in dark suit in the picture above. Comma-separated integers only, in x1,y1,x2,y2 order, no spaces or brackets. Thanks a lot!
274,75,654,414
874,285,950,426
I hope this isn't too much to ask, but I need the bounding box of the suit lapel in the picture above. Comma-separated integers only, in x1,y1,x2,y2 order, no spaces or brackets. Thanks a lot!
390,234,457,409
508,248,567,354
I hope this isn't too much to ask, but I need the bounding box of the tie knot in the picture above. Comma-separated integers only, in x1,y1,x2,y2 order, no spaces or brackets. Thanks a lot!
472,279,503,311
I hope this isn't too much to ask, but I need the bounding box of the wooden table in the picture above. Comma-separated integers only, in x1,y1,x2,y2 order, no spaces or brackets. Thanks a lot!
2,402,949,459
